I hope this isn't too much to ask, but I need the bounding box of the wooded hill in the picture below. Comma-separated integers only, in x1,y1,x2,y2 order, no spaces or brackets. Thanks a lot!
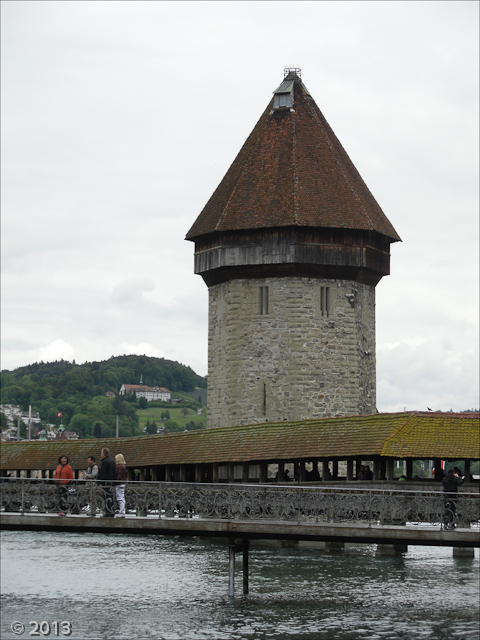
0,355,207,439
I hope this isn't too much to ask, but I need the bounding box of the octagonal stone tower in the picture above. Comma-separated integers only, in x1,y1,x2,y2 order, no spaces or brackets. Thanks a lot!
186,69,400,428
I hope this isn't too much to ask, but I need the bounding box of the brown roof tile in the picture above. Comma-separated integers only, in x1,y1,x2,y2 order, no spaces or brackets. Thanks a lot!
1,413,478,472
186,74,400,243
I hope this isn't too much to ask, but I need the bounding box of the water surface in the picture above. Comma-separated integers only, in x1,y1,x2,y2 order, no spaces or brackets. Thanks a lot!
1,531,478,639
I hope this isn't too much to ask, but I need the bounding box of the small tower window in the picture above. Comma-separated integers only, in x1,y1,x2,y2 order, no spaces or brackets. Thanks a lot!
273,92,293,109
320,286,331,317
259,286,269,315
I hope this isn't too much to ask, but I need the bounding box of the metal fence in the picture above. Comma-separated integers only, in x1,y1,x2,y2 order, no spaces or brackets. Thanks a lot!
1,479,479,529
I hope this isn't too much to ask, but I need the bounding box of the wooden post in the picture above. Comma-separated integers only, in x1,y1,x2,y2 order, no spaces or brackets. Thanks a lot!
386,459,394,481
406,459,413,480
243,540,249,595
242,463,249,483
379,458,386,480
347,459,354,481
228,542,235,597
277,461,285,483
355,458,362,479
322,460,330,481
464,460,471,482
228,539,249,596
298,461,306,483
332,460,338,480
259,462,267,484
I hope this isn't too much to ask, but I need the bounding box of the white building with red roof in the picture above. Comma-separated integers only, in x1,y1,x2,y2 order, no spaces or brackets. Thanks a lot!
119,383,171,403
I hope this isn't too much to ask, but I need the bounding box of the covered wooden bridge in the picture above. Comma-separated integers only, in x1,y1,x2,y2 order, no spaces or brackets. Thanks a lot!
1,412,479,487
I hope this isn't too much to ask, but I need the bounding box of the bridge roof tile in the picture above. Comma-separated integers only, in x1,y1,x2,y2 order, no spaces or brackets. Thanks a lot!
1,412,478,472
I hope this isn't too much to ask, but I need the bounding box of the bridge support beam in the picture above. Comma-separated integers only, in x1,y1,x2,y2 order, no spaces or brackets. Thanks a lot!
375,544,408,557
453,547,475,558
325,541,344,553
228,538,249,597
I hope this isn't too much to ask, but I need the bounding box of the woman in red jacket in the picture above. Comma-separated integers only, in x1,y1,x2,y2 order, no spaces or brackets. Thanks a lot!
54,455,74,516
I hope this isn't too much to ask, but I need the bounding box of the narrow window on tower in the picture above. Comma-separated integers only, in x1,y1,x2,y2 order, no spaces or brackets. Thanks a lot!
259,286,269,315
263,383,266,416
320,286,331,317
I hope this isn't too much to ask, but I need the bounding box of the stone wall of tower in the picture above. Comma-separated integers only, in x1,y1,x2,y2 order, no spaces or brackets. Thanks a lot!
207,277,376,428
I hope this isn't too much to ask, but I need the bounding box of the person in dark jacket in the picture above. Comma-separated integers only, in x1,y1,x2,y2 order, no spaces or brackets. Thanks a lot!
442,468,463,529
97,448,116,517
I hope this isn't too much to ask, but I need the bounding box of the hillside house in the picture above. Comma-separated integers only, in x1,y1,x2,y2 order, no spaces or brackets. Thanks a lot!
119,384,171,403
0,404,41,427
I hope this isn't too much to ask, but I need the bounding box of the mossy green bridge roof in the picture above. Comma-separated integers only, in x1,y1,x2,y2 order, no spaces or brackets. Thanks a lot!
1,412,479,472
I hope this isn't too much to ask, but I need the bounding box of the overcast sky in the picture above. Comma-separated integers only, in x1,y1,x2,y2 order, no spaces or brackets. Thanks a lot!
1,1,478,413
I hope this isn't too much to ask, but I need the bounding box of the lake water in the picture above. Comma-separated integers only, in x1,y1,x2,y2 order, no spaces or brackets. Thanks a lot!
1,530,478,640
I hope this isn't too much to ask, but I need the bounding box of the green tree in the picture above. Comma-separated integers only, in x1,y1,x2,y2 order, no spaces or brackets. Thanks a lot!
163,420,182,434
0,354,205,437
69,414,91,438
145,420,157,435
93,422,103,438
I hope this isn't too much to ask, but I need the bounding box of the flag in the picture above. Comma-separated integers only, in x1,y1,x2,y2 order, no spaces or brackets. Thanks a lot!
57,412,62,418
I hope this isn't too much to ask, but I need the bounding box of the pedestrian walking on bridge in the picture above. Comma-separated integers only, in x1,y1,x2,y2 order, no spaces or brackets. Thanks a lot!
115,454,127,518
442,468,463,529
98,448,116,517
84,455,99,516
53,455,74,516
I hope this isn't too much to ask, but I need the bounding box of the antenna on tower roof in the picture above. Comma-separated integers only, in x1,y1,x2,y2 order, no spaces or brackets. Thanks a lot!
284,65,301,79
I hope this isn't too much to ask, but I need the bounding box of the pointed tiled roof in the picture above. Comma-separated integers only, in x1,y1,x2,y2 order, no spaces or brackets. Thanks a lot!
186,71,400,242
